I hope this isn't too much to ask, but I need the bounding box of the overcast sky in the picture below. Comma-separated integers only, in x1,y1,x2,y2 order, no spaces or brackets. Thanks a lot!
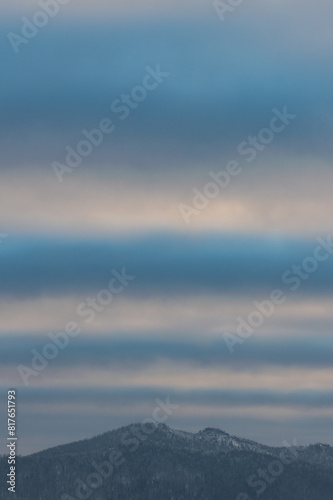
1,0,332,454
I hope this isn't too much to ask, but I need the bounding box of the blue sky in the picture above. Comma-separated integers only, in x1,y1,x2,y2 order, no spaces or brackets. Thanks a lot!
1,0,333,454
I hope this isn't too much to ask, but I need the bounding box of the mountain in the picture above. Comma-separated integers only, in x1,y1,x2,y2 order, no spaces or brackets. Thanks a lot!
1,423,333,499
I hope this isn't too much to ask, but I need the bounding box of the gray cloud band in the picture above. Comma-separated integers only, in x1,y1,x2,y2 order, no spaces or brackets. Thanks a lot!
16,268,135,385
223,235,333,353
51,65,170,182
2,332,333,375
0,234,332,299
179,106,296,224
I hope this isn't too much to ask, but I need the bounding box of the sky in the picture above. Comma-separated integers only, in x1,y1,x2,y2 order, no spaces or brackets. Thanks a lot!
0,0,333,455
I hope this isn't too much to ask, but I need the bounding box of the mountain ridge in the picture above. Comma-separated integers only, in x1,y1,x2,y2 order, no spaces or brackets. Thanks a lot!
1,423,333,499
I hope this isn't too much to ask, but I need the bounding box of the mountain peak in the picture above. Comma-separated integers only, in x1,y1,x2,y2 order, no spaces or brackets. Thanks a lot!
200,427,230,435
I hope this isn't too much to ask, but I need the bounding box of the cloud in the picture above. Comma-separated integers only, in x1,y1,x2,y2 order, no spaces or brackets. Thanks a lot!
1,163,332,236
3,384,333,410
0,232,332,299
0,294,331,336
1,19,333,168
2,333,333,370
